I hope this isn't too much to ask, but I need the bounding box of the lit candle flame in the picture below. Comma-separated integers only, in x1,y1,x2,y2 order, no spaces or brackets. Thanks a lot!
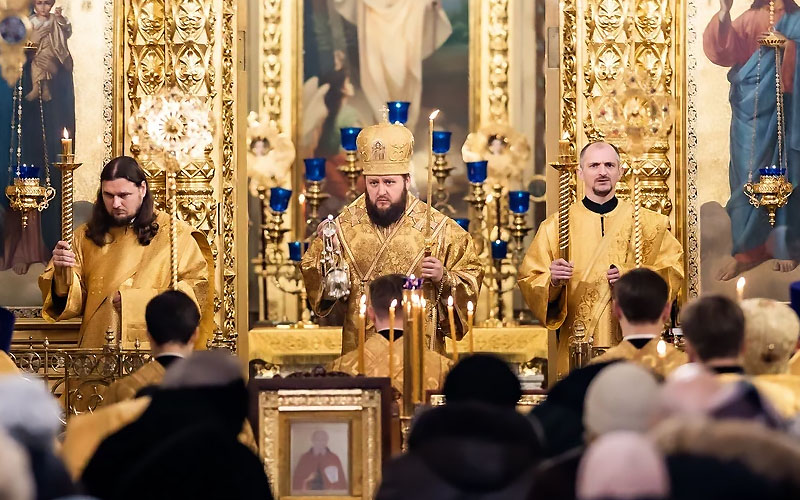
657,339,667,358
298,193,306,204
390,298,397,309
429,109,440,120
62,128,69,140
448,295,454,307
467,301,474,313
360,294,367,306
359,302,366,316
736,277,746,302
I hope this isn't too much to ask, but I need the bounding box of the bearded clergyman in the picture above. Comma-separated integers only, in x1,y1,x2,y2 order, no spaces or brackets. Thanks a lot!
518,141,684,378
301,112,483,354
38,156,214,348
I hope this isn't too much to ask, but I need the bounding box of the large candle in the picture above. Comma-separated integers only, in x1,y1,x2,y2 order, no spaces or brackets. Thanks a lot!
358,294,367,374
467,300,474,354
447,296,458,362
388,298,397,383
426,110,440,245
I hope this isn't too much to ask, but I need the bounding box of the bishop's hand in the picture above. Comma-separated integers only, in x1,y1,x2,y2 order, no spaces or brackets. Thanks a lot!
550,258,573,287
421,256,444,283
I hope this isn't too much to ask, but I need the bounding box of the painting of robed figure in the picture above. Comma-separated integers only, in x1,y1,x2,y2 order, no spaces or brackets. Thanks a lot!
699,0,800,295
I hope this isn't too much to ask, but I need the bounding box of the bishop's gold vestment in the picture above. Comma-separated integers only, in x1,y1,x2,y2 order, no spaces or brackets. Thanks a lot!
518,199,684,377
38,211,214,348
329,334,452,394
302,194,483,354
591,337,687,378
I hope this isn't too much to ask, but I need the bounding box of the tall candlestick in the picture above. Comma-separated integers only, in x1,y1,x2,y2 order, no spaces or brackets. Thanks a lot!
419,296,426,401
447,295,458,362
358,294,367,374
426,109,440,249
389,298,397,383
736,277,746,303
467,301,474,354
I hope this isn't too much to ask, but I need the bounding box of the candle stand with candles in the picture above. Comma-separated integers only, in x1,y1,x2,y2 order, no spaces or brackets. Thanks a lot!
431,130,455,214
339,127,362,201
481,240,519,327
303,158,329,230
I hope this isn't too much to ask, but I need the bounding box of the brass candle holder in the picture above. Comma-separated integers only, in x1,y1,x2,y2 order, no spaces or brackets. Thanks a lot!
339,150,362,202
5,174,55,229
508,212,531,263
432,152,455,214
304,179,328,229
52,151,82,286
481,254,518,327
272,260,314,327
265,210,290,266
744,168,793,226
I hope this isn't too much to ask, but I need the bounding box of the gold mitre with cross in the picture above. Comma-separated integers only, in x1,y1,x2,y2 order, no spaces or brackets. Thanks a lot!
356,108,414,176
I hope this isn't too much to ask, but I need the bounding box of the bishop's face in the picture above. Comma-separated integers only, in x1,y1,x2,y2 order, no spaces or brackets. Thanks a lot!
578,143,621,201
365,174,409,228
101,178,146,225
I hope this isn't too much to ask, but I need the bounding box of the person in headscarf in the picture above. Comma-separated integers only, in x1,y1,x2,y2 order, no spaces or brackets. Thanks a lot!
81,351,272,500
0,427,34,500
530,363,660,500
0,307,18,373
375,354,542,500
0,374,75,500
575,432,669,500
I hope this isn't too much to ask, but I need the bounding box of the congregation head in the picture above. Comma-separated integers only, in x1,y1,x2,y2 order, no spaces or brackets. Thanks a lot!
443,354,521,409
145,290,200,348
368,274,406,322
613,268,670,325
741,298,800,375
680,294,745,363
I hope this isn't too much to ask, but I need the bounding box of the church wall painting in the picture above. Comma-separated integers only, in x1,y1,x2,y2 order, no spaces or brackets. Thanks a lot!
688,0,800,300
0,0,115,308
298,0,471,221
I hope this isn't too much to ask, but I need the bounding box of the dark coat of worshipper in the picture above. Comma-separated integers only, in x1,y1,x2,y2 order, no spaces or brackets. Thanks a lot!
740,298,800,415
376,355,543,500
591,268,687,377
681,295,800,418
104,290,199,404
0,374,76,500
530,362,660,500
0,427,35,500
81,352,272,500
0,307,19,373
301,111,482,355
518,141,683,378
330,274,452,393
38,156,214,348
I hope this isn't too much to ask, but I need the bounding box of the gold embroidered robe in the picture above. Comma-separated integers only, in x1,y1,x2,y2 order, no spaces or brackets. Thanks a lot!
302,194,483,354
38,211,214,348
103,360,166,405
789,351,800,376
0,351,18,374
518,200,684,378
329,334,452,394
591,337,687,378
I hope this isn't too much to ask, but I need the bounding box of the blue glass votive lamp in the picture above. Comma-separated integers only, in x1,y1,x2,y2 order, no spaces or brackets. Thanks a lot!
16,164,39,179
454,218,471,232
508,191,531,214
387,101,410,124
340,127,361,152
304,158,326,182
288,241,303,262
466,161,488,183
269,187,292,213
492,240,508,260
759,166,786,177
432,131,452,154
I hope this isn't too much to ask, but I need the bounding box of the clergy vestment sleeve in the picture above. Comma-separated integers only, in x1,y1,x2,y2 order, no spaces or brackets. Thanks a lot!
518,216,568,331
39,228,87,322
435,221,483,340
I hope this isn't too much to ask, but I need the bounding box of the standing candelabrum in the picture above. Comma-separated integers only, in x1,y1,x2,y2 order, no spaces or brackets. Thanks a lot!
465,161,489,252
481,240,518,327
52,130,82,287
432,130,455,214
272,241,314,327
506,190,532,264
339,127,362,202
303,158,329,230
252,187,293,322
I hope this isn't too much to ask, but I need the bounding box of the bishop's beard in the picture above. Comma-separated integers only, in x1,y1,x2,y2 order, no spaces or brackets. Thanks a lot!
366,187,408,228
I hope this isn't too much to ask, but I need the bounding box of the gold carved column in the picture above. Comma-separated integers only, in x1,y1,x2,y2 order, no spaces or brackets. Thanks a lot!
567,0,678,218
126,0,243,347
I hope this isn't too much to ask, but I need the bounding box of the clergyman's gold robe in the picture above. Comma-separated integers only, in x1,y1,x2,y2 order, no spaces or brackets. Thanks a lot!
103,360,166,405
518,199,684,377
329,334,452,394
591,337,687,378
38,211,214,348
789,351,800,376
302,194,483,354
0,351,19,374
